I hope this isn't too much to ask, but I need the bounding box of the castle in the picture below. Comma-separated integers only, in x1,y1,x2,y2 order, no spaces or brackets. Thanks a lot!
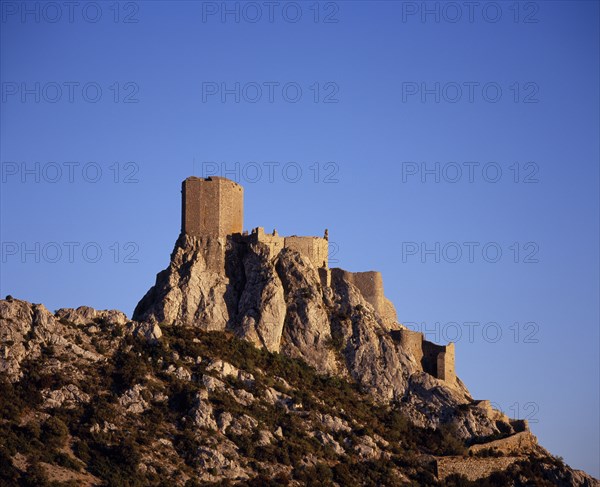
181,176,456,384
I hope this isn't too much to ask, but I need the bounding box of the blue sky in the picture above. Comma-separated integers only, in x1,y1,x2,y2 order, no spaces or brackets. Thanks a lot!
1,0,598,477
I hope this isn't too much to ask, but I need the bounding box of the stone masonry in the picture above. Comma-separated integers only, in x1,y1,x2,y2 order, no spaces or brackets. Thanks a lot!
182,176,243,237
390,328,456,383
180,176,456,384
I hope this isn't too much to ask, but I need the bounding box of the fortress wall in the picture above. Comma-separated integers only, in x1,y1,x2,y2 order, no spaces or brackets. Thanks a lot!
330,268,353,283
250,227,285,259
182,177,217,237
182,177,243,237
318,268,331,288
217,178,244,236
382,297,398,324
423,340,456,382
437,457,520,482
393,330,455,383
351,271,385,316
395,329,424,365
468,431,537,456
436,342,456,383
284,236,328,269
330,269,391,319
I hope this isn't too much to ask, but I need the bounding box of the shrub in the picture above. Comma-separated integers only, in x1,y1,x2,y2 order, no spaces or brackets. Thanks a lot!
0,447,19,484
41,417,69,448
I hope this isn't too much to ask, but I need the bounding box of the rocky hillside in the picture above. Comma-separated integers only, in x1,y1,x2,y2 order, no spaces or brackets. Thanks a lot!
0,234,598,486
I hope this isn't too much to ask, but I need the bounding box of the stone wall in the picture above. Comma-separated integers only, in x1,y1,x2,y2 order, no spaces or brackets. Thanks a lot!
392,329,424,365
437,342,455,382
331,269,389,316
351,271,385,316
437,456,520,482
182,176,243,237
284,236,329,269
249,227,285,260
392,329,456,384
469,431,537,456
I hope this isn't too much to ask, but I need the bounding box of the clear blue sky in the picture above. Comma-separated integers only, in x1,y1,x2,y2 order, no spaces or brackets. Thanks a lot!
1,0,598,477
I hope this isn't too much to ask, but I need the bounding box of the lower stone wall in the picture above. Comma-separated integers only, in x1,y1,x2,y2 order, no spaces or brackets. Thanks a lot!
437,456,520,481
437,432,538,481
469,432,537,456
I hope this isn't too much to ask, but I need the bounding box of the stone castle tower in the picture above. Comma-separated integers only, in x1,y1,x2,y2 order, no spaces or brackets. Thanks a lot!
182,176,243,237
179,175,455,384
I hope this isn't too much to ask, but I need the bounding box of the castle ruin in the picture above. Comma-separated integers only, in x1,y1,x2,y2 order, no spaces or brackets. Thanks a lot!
391,329,456,383
182,176,243,237
181,176,455,384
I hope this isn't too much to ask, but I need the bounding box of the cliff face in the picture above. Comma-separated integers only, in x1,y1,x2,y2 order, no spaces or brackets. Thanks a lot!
1,296,598,486
132,235,521,440
1,236,598,485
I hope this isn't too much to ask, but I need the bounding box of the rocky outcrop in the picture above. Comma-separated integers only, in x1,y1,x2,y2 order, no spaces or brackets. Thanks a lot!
42,384,91,410
276,249,339,375
0,299,93,382
130,234,525,440
236,243,286,352
133,235,234,330
0,298,158,382
1,294,598,486
55,306,128,327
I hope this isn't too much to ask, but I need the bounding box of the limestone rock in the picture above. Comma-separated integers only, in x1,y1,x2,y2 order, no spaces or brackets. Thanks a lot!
190,392,218,431
256,430,275,446
195,444,248,482
0,299,99,381
55,306,128,327
217,411,233,433
314,431,345,455
205,359,240,379
350,434,381,460
227,414,258,436
275,248,339,375
205,359,255,385
133,234,234,330
42,384,90,409
170,366,192,381
90,421,118,434
316,412,352,434
236,243,286,352
202,374,227,393
127,321,162,344
119,384,150,414
0,298,38,381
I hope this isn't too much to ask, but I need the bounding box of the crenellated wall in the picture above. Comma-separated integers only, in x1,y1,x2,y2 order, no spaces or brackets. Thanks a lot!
247,228,329,271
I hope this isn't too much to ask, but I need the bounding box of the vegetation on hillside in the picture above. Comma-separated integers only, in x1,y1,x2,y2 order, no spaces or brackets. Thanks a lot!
0,323,583,486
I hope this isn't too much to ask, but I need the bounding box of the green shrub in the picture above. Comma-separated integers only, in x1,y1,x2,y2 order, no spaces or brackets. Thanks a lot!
41,417,69,448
